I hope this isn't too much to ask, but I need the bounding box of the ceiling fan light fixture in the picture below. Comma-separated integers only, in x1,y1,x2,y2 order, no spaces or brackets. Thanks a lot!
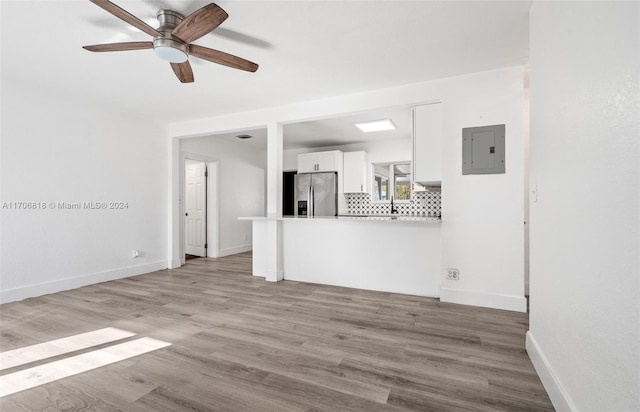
154,46,188,63
153,37,188,63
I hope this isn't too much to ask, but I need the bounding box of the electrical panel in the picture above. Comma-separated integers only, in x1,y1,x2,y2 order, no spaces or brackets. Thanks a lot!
462,124,505,175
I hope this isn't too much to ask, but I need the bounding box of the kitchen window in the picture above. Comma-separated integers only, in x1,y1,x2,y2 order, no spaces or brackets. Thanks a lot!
372,162,411,201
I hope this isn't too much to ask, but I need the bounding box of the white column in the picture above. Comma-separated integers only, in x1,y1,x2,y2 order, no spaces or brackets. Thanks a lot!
169,136,182,268
265,122,283,281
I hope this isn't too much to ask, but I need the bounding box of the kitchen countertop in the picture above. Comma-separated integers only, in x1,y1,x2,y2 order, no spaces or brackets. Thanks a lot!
239,215,442,224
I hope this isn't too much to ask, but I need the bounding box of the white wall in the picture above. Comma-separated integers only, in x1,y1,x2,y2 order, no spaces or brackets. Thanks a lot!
170,66,527,312
0,81,169,303
528,2,639,411
439,68,526,312
180,136,266,257
523,68,530,296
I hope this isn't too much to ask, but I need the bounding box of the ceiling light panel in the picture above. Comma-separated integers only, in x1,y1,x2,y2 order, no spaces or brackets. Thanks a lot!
354,119,397,133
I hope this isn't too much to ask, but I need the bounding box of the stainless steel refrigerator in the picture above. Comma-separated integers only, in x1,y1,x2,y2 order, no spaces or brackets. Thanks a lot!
295,172,338,217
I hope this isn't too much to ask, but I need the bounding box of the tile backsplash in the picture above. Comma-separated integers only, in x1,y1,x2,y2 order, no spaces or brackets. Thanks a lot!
345,191,441,217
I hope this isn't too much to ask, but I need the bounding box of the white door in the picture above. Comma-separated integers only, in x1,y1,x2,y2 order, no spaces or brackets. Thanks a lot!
185,161,207,257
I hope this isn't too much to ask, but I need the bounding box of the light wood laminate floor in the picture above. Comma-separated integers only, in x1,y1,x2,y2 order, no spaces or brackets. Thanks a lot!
0,252,554,411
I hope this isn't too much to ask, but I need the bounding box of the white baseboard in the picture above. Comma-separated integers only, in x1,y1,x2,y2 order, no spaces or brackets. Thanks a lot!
526,331,576,411
0,261,168,304
440,287,527,312
169,258,182,269
217,244,252,258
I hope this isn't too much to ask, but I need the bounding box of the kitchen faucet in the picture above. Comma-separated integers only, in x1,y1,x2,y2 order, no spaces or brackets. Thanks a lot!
390,196,399,214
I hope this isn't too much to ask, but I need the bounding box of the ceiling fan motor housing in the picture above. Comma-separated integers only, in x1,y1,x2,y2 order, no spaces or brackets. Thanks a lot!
153,9,189,63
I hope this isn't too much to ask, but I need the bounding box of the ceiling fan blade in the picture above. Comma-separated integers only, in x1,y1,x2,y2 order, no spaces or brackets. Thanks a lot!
83,41,153,52
189,44,258,72
172,3,228,43
171,61,194,83
89,0,161,38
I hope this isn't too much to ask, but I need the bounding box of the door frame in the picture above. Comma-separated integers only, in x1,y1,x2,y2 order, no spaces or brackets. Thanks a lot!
180,152,220,265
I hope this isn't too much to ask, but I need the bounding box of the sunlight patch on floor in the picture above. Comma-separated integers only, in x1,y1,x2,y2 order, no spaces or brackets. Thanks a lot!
0,329,170,398
0,327,136,371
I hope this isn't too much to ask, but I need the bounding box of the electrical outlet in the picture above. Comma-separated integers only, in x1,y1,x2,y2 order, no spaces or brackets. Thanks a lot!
243,233,247,241
446,268,459,280
132,249,139,258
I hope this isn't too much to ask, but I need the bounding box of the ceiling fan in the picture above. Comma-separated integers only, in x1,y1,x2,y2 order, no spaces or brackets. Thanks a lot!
83,0,259,83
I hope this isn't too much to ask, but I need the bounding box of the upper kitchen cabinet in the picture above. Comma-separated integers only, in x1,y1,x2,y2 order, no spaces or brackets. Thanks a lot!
343,151,368,193
412,103,442,185
298,150,343,173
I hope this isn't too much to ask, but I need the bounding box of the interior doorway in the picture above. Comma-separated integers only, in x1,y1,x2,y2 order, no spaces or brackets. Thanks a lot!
181,155,219,264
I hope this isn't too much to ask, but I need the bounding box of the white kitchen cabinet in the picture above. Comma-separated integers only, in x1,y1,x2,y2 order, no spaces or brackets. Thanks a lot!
412,103,442,185
343,151,368,193
297,153,317,173
297,150,343,173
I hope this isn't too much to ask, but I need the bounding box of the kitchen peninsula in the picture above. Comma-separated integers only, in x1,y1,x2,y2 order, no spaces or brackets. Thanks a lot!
241,103,445,297
240,214,442,297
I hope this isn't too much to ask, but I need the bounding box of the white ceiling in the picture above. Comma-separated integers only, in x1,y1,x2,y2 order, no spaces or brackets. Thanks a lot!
1,0,531,148
214,104,412,149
